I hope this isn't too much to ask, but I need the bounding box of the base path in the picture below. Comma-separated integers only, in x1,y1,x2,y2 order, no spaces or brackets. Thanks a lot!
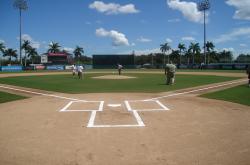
0,72,249,165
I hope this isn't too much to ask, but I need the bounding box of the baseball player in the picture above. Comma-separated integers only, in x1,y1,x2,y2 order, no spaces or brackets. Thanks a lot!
118,64,123,75
165,61,176,85
72,64,77,77
77,65,84,79
247,65,250,87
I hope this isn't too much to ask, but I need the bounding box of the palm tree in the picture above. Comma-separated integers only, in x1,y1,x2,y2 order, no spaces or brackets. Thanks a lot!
27,47,38,64
205,41,215,64
160,42,171,65
0,42,5,53
3,48,18,64
178,43,186,65
21,40,31,66
47,42,61,53
73,46,84,64
0,43,6,66
188,42,201,65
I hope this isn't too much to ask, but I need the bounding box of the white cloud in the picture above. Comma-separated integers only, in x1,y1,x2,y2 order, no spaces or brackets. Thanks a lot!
63,47,74,52
226,0,250,20
214,27,250,43
222,47,235,52
166,38,173,43
133,48,161,55
137,36,152,42
240,43,247,47
21,34,40,49
167,0,204,23
181,36,195,41
168,18,180,23
0,39,5,43
131,43,136,46
96,28,129,46
89,1,139,15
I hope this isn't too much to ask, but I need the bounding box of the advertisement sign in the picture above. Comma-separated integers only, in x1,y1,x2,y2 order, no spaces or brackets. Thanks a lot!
35,65,45,70
1,66,23,72
41,55,48,63
46,65,64,70
222,65,233,69
65,65,73,70
234,64,246,69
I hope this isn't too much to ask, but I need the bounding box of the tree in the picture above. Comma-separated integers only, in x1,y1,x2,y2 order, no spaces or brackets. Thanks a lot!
0,42,6,66
218,50,233,63
3,49,18,64
205,41,215,64
160,42,171,65
13,0,28,65
47,42,61,53
188,42,201,65
178,43,186,65
0,42,5,53
73,46,84,63
21,40,31,66
235,54,250,63
27,47,38,64
169,50,179,64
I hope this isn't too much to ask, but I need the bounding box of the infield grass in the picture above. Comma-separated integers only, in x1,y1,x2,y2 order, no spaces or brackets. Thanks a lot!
0,91,27,103
201,85,250,106
0,73,239,94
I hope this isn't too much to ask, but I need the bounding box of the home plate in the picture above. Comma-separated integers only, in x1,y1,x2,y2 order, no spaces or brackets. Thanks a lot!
107,104,121,107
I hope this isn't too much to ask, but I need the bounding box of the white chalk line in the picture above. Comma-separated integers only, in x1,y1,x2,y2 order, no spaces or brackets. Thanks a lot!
0,79,246,128
144,79,247,101
0,79,246,103
88,101,145,128
0,85,84,102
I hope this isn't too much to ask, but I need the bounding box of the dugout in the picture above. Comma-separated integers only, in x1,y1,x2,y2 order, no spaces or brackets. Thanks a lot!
92,54,135,69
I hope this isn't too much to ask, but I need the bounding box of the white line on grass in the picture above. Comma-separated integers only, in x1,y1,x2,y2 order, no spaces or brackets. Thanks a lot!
0,85,84,101
144,79,247,101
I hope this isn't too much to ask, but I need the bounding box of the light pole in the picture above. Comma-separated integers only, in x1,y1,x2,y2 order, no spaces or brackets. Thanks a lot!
198,0,210,65
13,0,28,66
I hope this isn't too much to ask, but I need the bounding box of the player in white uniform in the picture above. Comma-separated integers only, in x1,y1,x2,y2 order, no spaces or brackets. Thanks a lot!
72,64,77,77
77,65,84,79
118,64,123,75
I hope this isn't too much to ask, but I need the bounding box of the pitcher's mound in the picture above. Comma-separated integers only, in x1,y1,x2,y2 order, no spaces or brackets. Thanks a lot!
92,75,136,79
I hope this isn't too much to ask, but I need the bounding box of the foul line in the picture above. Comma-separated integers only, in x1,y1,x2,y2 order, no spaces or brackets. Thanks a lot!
144,79,247,101
0,79,246,103
0,85,83,101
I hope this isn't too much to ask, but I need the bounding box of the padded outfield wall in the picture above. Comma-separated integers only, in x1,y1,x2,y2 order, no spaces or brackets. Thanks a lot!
92,54,135,69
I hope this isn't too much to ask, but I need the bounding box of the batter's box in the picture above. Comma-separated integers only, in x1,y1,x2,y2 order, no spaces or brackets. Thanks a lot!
60,101,104,112
125,100,169,111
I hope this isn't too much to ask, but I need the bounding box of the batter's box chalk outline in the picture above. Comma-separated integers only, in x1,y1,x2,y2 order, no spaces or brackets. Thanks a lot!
124,100,170,111
59,100,104,112
87,101,145,128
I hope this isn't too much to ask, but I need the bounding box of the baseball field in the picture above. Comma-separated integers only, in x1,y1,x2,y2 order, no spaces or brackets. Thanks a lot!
0,69,249,165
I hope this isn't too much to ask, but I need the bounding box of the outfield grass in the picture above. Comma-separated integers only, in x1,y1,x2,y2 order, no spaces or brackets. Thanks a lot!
0,91,27,103
0,69,246,74
201,85,250,106
0,73,239,94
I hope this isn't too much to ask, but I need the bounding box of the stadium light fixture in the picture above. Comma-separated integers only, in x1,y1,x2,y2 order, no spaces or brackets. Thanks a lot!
13,0,28,65
198,0,210,65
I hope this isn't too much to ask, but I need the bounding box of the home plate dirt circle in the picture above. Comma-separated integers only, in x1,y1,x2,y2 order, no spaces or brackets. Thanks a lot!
92,75,137,79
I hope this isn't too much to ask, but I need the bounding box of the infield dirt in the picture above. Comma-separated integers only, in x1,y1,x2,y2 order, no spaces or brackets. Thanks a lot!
0,72,249,165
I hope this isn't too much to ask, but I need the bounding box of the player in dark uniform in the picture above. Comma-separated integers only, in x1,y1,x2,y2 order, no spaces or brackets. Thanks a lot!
247,65,250,87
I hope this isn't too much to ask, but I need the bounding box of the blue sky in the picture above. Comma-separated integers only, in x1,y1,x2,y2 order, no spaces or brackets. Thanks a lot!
0,0,250,58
